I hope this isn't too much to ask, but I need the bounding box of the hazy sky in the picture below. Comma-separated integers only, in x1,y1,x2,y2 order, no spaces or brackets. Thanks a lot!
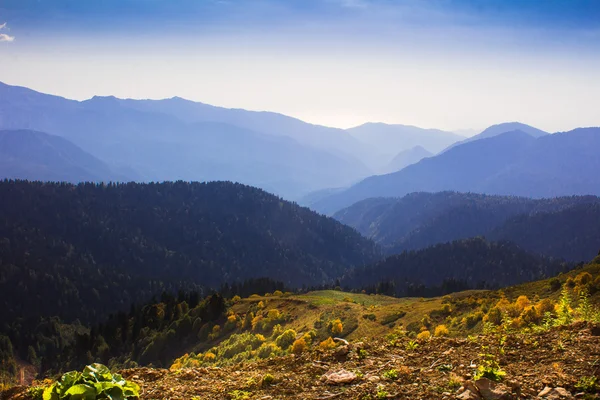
1,0,600,132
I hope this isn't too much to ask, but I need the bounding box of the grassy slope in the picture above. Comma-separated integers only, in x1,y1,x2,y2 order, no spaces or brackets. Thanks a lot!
225,256,600,345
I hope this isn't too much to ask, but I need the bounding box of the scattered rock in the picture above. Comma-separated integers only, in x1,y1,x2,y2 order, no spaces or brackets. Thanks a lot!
474,378,515,400
457,388,482,400
334,345,350,359
537,386,573,399
320,369,357,385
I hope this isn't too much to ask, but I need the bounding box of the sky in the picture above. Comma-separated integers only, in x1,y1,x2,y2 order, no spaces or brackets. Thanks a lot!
1,0,600,132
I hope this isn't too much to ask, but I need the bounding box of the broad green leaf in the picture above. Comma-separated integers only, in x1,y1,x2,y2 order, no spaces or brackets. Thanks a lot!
82,363,111,382
43,385,59,400
122,381,140,397
104,385,125,400
64,384,97,400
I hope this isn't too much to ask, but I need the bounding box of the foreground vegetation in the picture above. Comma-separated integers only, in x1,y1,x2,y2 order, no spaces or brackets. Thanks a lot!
2,257,599,398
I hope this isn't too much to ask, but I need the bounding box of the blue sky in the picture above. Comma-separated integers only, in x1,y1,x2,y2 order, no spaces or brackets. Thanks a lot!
1,0,600,131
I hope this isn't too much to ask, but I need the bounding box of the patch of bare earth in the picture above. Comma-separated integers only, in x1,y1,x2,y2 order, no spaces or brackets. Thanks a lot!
4,323,600,400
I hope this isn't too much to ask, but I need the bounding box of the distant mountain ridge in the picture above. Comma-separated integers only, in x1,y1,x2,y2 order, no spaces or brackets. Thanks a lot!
442,122,548,153
346,122,463,167
0,82,372,199
334,191,600,262
383,145,433,174
312,128,600,214
0,129,126,182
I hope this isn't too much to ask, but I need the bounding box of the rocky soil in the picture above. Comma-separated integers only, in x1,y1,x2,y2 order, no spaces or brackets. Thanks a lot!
3,323,600,400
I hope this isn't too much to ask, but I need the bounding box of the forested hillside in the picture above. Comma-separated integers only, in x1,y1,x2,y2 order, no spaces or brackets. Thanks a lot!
334,192,600,261
341,238,571,297
0,180,380,326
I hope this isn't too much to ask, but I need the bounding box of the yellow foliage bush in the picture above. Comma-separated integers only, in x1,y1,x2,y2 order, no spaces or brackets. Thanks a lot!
255,334,266,342
319,337,338,351
575,272,593,287
251,315,264,331
292,338,307,354
515,295,531,312
329,319,343,335
416,330,431,341
203,352,216,362
267,309,281,320
273,290,283,296
434,325,449,337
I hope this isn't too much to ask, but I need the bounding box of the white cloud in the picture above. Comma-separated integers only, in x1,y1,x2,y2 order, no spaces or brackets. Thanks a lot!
0,33,15,42
0,22,15,42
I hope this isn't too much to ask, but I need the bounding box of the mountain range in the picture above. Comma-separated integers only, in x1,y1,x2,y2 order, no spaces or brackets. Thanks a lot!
0,82,377,199
334,192,600,262
0,129,125,182
346,123,462,169
311,128,600,214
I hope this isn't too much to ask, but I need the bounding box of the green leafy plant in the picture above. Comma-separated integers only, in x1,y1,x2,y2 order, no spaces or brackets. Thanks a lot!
229,390,251,400
262,373,275,386
405,340,418,351
358,349,368,360
448,376,462,391
28,386,45,400
474,350,506,382
556,287,573,326
376,386,389,399
43,363,140,400
575,376,599,393
382,369,398,381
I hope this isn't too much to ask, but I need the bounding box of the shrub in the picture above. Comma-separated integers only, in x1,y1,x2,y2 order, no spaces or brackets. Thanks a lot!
329,319,343,335
257,343,281,359
242,312,254,330
463,311,484,328
291,338,307,354
575,376,598,393
421,315,432,329
416,330,431,341
275,329,297,350
231,295,241,303
362,313,376,321
302,330,317,344
204,352,216,362
262,373,276,386
273,290,283,296
43,364,140,400
515,296,531,312
549,278,562,292
319,337,338,351
483,307,503,326
434,325,449,337
565,277,575,288
575,272,593,287
474,352,505,382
